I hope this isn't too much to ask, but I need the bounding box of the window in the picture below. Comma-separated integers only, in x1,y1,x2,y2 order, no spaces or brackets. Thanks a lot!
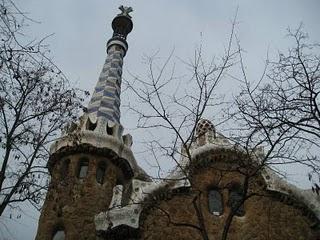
228,185,245,216
106,123,113,135
86,118,97,131
78,158,89,179
208,189,223,216
53,230,65,240
116,178,123,186
96,162,106,184
60,159,70,178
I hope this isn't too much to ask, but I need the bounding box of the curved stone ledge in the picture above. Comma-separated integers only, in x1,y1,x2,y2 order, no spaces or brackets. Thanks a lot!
48,129,148,180
262,168,320,221
51,130,134,162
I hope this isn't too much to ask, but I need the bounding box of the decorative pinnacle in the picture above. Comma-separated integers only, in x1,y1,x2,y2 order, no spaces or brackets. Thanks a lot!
110,5,133,43
118,5,133,18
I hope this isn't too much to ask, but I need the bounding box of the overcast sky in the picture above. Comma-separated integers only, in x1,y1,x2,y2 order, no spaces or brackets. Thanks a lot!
2,1,320,239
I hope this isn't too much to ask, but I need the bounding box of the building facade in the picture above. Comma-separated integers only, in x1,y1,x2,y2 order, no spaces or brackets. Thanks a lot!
35,6,320,240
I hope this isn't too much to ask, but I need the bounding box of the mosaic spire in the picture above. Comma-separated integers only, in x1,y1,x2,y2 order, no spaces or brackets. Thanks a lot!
87,6,133,124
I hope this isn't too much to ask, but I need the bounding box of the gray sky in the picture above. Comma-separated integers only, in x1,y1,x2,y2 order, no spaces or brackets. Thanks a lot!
2,1,320,239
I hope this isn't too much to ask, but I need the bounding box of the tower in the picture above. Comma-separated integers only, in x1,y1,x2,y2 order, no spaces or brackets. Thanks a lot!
35,6,146,240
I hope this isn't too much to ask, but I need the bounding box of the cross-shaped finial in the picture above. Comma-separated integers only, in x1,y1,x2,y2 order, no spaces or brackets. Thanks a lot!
118,5,133,18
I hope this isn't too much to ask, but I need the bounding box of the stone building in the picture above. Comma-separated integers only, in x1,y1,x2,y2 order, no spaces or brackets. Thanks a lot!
35,6,320,240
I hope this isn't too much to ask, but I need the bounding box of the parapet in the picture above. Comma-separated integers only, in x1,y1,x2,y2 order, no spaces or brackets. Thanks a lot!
49,114,147,179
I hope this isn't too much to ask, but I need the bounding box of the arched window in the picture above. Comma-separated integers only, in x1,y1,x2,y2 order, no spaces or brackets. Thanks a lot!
86,118,97,131
60,159,70,179
228,184,245,216
96,162,106,184
77,158,89,179
106,124,113,135
116,174,124,186
208,189,223,216
52,230,65,240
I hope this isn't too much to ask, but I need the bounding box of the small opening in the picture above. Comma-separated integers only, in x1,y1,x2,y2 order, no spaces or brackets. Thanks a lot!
115,168,125,186
228,184,245,216
96,162,106,184
57,205,63,217
116,178,123,185
106,124,113,135
121,182,132,206
77,158,89,179
86,118,97,131
208,189,223,216
60,159,70,179
122,135,132,146
52,229,65,240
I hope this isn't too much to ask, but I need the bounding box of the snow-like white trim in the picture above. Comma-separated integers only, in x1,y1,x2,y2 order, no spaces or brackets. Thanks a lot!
109,185,123,209
262,168,320,219
95,162,191,231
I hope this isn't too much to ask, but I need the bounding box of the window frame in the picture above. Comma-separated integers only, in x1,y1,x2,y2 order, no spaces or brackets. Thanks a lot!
208,188,223,216
77,158,89,180
96,161,107,184
228,184,245,217
60,159,70,179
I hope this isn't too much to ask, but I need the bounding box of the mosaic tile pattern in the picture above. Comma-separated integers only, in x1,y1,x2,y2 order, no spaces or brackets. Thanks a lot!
87,45,125,124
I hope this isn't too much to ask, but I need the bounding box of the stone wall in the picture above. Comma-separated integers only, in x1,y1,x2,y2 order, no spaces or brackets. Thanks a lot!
35,153,125,240
35,148,319,240
140,163,319,240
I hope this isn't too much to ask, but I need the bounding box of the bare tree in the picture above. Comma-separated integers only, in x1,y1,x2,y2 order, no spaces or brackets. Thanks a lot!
232,25,320,193
123,19,320,239
0,0,86,217
123,16,249,239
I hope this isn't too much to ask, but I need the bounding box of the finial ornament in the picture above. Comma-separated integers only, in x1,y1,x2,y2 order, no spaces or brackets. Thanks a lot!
118,5,133,18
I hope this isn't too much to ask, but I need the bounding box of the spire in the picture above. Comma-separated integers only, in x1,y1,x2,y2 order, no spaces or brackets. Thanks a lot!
87,6,133,124
49,6,146,182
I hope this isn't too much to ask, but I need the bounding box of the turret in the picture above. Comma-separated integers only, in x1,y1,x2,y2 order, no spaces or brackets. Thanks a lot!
35,6,148,240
